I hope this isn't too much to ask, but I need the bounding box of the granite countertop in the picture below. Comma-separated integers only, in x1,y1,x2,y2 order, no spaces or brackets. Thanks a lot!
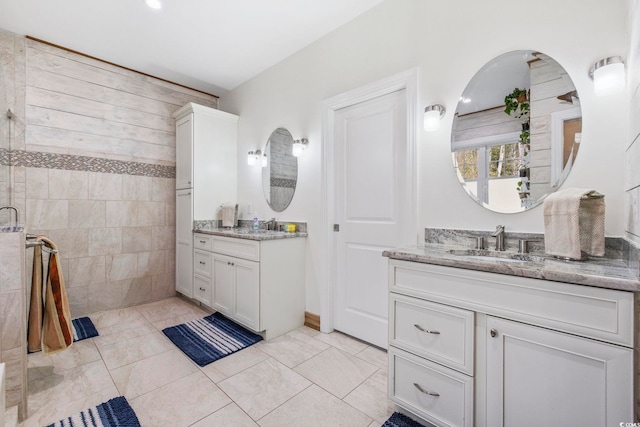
383,244,640,292
194,225,308,241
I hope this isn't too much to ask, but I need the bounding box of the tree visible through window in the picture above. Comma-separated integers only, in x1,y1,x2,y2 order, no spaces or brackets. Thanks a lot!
454,142,520,181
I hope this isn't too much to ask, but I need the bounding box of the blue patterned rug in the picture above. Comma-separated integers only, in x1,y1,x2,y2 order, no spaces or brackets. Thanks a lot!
45,396,140,427
162,312,263,366
72,317,99,342
382,412,426,427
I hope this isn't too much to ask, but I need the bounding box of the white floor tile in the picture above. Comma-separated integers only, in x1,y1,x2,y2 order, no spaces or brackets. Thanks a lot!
258,384,372,427
218,358,311,420
294,347,378,399
131,372,230,427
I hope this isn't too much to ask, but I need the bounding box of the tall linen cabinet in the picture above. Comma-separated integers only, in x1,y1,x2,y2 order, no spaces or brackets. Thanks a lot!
174,103,238,298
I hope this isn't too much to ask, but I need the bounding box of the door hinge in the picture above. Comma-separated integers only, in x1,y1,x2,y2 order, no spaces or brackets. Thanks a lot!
333,224,339,232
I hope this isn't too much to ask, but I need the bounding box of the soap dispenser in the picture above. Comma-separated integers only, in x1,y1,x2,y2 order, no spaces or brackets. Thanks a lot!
253,211,259,230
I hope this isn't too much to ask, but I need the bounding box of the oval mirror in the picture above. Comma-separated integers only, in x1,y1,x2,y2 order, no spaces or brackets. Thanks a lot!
451,50,582,213
262,128,298,212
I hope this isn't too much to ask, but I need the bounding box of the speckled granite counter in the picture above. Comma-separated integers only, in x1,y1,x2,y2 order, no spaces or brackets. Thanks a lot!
383,244,640,292
194,226,307,241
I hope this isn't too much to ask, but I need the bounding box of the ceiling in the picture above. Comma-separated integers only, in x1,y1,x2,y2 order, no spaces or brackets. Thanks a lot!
0,0,383,95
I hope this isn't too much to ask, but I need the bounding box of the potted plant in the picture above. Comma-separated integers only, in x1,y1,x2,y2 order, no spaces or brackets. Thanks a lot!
504,88,530,120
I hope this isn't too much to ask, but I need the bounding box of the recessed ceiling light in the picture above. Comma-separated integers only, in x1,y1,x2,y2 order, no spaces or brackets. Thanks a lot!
145,0,162,10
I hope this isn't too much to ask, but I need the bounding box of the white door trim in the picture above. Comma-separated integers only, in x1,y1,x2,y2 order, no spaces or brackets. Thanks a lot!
320,68,419,333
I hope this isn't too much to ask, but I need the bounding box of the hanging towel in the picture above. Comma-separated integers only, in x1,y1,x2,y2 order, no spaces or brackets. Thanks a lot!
27,236,44,353
543,188,605,260
27,236,73,354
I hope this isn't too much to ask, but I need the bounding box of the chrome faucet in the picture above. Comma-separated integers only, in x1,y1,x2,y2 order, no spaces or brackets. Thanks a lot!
492,225,505,251
265,218,277,230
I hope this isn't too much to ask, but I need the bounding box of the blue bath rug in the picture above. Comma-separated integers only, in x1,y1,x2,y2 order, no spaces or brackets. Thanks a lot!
382,412,426,427
72,317,99,342
162,312,263,366
45,396,141,427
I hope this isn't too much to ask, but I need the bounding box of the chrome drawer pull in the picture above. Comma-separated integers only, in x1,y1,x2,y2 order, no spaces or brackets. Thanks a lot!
199,240,206,244
413,383,439,397
199,261,206,265
199,287,205,291
414,324,440,335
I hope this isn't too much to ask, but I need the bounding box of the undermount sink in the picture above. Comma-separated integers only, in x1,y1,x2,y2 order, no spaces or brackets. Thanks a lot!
448,249,546,264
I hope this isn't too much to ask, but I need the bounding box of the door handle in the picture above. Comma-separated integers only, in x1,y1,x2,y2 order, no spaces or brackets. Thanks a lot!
490,328,498,338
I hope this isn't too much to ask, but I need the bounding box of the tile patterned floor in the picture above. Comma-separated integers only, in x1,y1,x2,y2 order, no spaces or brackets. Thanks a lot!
20,297,394,426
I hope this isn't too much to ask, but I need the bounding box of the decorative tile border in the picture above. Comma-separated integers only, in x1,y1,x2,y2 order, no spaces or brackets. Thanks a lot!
270,177,296,189
0,148,175,178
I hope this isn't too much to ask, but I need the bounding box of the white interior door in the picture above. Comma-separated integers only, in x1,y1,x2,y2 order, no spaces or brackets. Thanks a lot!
334,89,409,348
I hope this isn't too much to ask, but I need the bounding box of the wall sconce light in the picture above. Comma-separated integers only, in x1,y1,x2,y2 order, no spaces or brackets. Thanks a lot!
423,104,446,132
247,149,262,166
292,138,309,157
261,152,268,168
589,56,625,96
145,0,162,9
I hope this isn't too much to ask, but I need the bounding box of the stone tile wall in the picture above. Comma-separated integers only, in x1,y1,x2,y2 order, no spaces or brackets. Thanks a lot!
0,232,26,419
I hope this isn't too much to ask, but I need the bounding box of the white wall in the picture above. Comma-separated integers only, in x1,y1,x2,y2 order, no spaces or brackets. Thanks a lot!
222,0,629,315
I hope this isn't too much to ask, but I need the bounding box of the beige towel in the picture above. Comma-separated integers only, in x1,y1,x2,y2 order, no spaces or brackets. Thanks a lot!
27,236,73,354
543,188,605,260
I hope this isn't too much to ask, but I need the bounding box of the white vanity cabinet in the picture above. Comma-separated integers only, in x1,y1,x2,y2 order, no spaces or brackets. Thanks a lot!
212,253,260,331
173,103,238,299
198,234,306,340
176,189,193,297
191,233,213,305
388,259,634,427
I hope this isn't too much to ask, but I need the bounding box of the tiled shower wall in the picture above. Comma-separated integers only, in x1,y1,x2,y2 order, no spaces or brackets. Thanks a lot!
1,31,219,317
0,232,26,418
627,1,640,245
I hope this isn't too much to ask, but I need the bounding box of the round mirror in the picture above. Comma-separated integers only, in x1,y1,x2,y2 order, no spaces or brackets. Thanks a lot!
451,50,582,213
262,128,298,212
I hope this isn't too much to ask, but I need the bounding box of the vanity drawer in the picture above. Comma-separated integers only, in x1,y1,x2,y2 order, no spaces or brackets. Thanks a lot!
194,250,212,278
212,236,260,261
389,346,473,427
194,233,213,251
390,293,474,375
193,274,212,306
389,260,634,347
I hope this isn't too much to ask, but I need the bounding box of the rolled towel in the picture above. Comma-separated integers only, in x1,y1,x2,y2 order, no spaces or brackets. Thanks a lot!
543,188,605,260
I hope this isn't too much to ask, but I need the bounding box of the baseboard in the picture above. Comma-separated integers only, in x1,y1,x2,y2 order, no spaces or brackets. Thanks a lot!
304,311,320,331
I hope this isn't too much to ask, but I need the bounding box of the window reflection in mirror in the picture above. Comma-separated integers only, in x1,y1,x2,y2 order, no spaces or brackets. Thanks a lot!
451,50,582,213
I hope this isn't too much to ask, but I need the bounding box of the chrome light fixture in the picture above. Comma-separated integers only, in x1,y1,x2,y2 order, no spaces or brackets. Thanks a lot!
247,149,262,166
423,104,446,132
261,152,268,168
589,56,625,96
292,138,309,157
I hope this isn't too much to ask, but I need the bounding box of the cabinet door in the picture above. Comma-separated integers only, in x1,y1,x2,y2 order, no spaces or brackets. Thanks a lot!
234,257,260,332
175,189,193,297
486,316,633,427
212,254,234,317
175,114,193,189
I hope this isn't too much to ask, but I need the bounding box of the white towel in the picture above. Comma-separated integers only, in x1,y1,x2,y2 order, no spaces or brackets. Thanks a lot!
543,188,605,260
